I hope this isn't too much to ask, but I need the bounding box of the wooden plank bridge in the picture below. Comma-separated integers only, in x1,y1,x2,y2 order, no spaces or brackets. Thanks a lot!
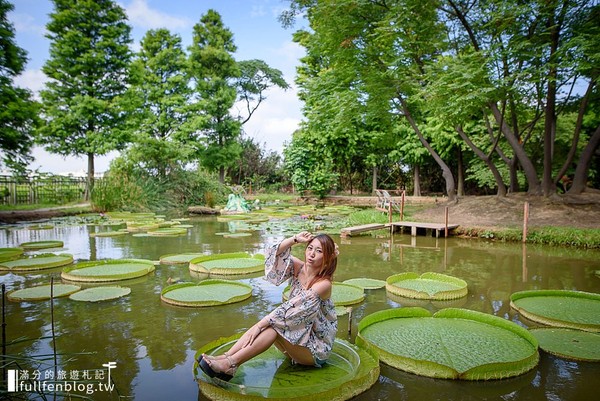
341,221,459,238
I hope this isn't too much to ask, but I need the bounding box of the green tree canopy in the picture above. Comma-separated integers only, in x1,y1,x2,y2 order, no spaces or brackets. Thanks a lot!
0,0,39,172
39,0,132,191
123,28,193,178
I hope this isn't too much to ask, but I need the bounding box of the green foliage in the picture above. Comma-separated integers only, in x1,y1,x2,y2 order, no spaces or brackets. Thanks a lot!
92,153,228,212
186,9,241,182
39,0,132,182
0,0,39,171
123,28,193,177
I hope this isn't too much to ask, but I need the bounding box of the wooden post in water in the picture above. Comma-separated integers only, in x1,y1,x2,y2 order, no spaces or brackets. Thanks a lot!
388,201,393,235
523,202,529,243
400,190,405,221
444,207,449,238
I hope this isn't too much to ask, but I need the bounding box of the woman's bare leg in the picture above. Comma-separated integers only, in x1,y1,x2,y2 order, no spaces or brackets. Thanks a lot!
205,328,278,373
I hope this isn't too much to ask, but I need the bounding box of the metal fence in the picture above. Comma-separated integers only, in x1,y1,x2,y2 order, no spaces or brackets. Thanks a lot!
0,175,87,206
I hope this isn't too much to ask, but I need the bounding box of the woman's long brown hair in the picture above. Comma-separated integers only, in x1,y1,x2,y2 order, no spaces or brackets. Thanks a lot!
305,234,337,289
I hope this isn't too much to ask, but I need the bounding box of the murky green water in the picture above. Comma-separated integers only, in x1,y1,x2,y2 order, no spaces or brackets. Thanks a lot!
1,216,599,401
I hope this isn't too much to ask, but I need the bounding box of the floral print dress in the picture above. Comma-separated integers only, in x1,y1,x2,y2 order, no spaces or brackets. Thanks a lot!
264,242,338,364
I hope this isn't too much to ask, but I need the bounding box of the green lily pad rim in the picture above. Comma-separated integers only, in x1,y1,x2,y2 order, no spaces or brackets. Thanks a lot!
342,278,386,290
195,334,380,401
69,286,131,302
161,279,253,307
529,327,600,362
0,253,74,271
386,272,468,300
7,283,82,301
19,240,64,250
356,307,538,380
61,259,155,282
189,252,265,275
159,252,206,265
0,247,25,262
510,289,600,332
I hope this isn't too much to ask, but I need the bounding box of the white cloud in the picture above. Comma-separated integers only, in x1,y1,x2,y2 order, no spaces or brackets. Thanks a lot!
239,84,303,154
10,12,46,36
122,0,190,30
14,69,48,98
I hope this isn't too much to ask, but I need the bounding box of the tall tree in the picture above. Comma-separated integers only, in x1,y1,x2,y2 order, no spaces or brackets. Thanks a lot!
0,0,39,172
235,59,289,124
39,0,132,194
124,28,192,178
187,9,241,183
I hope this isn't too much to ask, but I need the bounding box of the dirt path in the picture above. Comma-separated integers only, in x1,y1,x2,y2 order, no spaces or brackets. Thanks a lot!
411,192,600,230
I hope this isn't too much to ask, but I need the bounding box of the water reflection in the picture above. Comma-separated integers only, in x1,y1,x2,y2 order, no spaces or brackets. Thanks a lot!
1,216,599,400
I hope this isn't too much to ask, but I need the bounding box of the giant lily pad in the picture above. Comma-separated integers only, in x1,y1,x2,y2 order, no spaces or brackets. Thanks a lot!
0,253,74,271
61,259,155,282
510,289,600,332
69,286,131,302
8,283,81,301
386,272,468,300
283,282,365,306
161,279,252,307
159,252,205,265
529,327,600,362
189,253,265,275
356,307,539,380
343,278,386,290
0,247,24,262
195,335,379,400
19,240,64,250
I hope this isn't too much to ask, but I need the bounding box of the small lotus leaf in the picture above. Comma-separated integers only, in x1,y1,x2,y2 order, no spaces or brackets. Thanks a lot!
8,283,81,301
61,259,155,282
159,253,205,264
0,253,73,271
19,240,64,250
147,227,188,236
386,272,468,300
161,279,252,307
189,253,264,275
530,327,600,362
510,289,600,332
343,278,386,290
357,307,539,380
90,231,128,237
69,286,131,302
223,232,252,238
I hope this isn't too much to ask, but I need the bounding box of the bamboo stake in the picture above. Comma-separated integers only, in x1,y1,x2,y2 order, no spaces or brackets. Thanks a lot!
523,202,529,243
400,190,405,220
2,284,6,384
444,206,449,238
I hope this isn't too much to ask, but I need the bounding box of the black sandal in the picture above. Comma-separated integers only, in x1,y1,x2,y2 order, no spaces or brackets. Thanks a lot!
198,355,237,382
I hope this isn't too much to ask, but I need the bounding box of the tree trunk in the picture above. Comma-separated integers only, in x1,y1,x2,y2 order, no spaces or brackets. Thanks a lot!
372,165,377,194
568,125,600,194
400,98,456,202
489,103,541,194
542,7,560,197
457,147,464,196
86,152,95,201
456,126,507,197
413,164,421,196
219,166,225,183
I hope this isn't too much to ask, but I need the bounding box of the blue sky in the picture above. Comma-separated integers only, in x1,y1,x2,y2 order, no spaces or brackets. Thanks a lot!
9,0,306,175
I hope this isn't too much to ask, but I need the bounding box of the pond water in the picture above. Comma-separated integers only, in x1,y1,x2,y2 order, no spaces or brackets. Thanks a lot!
1,214,599,401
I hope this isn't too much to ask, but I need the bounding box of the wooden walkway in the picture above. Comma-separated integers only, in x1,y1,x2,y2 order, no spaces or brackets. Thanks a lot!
389,221,459,238
341,221,459,238
340,223,387,237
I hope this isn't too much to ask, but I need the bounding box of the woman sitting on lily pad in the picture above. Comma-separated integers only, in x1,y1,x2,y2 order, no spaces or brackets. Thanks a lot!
199,231,339,381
